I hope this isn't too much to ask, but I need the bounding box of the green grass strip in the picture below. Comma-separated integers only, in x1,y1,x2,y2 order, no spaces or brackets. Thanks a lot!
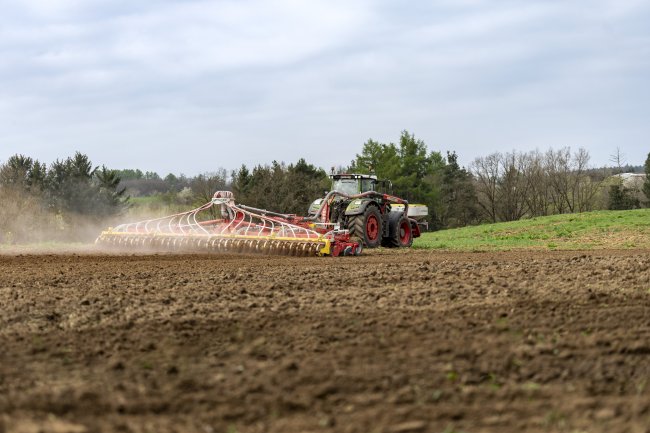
414,209,650,251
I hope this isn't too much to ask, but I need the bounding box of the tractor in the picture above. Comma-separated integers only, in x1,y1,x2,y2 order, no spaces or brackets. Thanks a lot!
308,173,428,248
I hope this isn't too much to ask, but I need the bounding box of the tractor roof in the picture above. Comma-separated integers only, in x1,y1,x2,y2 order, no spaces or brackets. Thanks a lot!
329,173,378,180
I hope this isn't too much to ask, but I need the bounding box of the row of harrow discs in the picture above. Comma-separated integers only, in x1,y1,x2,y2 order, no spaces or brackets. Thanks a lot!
97,233,327,257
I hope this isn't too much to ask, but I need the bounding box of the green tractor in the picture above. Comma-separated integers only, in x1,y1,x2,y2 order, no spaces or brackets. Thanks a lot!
308,173,428,249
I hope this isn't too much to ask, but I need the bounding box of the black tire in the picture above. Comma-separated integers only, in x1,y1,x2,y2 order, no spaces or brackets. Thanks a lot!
348,205,383,248
384,212,413,248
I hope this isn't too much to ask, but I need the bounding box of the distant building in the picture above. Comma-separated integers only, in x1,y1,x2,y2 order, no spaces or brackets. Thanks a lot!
612,173,647,189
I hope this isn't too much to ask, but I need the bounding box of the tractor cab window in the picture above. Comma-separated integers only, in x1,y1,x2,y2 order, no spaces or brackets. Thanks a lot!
332,178,359,195
361,178,376,193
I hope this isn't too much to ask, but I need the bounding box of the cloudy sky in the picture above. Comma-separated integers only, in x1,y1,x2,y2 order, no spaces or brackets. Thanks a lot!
1,0,648,176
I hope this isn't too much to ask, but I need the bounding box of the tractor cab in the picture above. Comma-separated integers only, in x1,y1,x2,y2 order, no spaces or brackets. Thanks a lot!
329,173,391,195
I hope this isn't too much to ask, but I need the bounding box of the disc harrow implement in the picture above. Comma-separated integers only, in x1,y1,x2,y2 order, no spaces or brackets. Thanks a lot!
96,191,361,257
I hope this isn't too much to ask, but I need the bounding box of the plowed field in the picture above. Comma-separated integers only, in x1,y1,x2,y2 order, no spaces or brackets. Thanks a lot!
1,250,649,433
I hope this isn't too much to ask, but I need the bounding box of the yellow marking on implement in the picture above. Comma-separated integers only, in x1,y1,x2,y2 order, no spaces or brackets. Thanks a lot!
318,240,331,256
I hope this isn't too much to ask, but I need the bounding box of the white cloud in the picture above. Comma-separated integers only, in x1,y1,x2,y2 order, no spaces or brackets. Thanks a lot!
0,0,649,173
108,0,369,74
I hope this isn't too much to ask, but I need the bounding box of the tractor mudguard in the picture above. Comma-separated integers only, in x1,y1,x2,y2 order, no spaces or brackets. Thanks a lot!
344,198,378,216
409,218,421,238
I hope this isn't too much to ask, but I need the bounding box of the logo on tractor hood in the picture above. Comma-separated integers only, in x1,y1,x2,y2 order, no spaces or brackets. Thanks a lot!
347,199,363,210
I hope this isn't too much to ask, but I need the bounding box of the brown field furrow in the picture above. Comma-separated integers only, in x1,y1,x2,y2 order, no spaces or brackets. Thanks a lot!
1,250,649,433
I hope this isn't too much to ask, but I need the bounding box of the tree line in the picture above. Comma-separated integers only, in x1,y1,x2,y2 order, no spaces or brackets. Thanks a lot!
348,132,649,227
0,152,128,242
110,134,650,226
1,132,649,243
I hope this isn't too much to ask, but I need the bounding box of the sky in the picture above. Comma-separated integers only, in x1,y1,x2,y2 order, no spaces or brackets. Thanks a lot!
1,0,649,176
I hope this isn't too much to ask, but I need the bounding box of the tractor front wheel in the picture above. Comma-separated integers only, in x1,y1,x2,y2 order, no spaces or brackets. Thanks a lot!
348,206,383,248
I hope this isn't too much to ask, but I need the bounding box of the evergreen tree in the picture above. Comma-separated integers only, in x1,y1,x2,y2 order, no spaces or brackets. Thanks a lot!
232,165,251,202
144,171,161,180
115,169,144,180
608,184,640,210
231,160,327,215
45,152,128,219
0,154,46,190
46,154,95,216
350,139,400,179
351,130,446,226
284,158,328,214
438,151,479,228
94,166,129,216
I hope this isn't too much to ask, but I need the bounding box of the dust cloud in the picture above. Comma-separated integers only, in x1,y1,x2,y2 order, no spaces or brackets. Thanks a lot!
0,187,143,255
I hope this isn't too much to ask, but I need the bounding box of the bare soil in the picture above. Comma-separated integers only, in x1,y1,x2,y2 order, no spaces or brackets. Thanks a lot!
1,249,649,433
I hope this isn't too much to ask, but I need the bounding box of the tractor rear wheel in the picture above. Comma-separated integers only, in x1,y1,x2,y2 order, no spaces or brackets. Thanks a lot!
348,205,383,248
384,212,413,248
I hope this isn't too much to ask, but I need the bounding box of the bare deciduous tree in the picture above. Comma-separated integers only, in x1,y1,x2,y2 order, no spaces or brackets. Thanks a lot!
471,153,501,223
545,147,599,213
190,169,229,218
496,152,528,221
470,147,601,223
609,147,626,174
521,150,551,217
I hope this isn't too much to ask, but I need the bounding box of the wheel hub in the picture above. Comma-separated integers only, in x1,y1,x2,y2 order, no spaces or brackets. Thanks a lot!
366,215,379,240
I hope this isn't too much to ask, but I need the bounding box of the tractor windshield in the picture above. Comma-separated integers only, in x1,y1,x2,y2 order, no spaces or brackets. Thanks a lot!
361,178,376,193
332,178,359,195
